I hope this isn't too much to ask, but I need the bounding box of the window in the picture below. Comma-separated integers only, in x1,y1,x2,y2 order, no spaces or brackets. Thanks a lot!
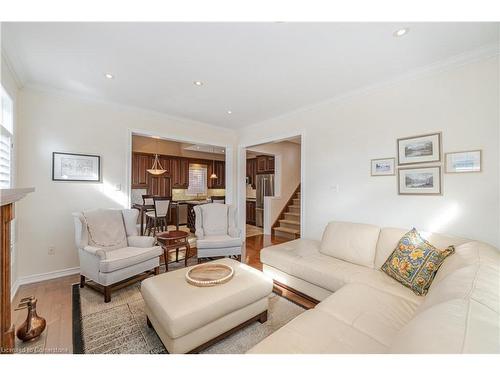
187,164,207,195
0,85,13,189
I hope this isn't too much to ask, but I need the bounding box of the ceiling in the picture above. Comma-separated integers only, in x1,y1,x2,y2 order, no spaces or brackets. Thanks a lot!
2,22,498,129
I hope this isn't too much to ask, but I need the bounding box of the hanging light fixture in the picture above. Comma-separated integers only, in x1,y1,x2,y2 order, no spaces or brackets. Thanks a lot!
210,159,217,179
147,138,167,175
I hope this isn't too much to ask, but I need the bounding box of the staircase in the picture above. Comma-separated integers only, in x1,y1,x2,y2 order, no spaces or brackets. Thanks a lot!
273,186,301,240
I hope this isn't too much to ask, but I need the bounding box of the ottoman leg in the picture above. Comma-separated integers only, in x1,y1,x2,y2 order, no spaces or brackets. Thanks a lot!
258,310,268,323
146,316,153,328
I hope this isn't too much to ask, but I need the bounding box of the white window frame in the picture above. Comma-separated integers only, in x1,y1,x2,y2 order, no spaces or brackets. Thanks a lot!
0,85,14,189
187,164,207,195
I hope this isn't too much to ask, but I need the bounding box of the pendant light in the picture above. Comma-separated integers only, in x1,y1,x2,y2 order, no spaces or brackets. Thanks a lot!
210,159,217,179
147,138,167,175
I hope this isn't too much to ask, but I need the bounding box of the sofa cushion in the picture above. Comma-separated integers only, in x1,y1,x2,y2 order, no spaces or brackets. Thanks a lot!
388,240,500,353
320,221,380,268
247,309,387,354
292,252,375,292
260,237,422,303
417,241,500,314
200,203,228,236
99,245,162,272
260,238,320,275
389,298,500,353
381,228,455,296
375,227,468,269
196,235,242,249
315,283,420,347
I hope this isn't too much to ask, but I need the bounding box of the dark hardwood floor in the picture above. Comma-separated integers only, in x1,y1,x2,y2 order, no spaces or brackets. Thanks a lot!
11,233,315,353
244,234,317,309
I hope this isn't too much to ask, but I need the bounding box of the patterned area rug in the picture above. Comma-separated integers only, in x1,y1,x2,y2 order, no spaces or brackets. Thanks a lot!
74,264,304,354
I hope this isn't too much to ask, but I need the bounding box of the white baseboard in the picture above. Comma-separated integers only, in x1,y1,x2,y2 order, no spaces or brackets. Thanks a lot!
11,279,20,301
11,267,80,300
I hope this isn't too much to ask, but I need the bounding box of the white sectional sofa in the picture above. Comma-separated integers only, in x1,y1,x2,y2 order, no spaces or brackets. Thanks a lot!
248,221,500,353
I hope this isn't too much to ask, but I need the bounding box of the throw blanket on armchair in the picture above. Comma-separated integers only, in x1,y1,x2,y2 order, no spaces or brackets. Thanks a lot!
83,209,128,250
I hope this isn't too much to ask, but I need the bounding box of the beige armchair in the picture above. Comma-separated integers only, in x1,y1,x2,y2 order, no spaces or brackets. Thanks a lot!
73,208,162,302
194,203,242,262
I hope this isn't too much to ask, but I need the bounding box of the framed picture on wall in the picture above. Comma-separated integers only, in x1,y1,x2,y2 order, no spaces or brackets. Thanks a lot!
371,158,395,176
52,152,101,182
398,166,442,195
445,150,482,173
397,132,441,165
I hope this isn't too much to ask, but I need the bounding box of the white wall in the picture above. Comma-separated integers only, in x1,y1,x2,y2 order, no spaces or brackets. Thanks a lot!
247,141,301,234
1,54,20,292
15,87,237,278
238,57,500,247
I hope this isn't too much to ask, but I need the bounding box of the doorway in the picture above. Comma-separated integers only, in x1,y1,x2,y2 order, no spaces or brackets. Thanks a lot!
242,135,302,242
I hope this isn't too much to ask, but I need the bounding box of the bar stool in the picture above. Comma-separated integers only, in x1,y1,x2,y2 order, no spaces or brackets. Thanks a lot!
146,197,171,236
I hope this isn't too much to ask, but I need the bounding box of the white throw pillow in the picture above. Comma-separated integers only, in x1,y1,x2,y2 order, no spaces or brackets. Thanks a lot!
319,221,381,268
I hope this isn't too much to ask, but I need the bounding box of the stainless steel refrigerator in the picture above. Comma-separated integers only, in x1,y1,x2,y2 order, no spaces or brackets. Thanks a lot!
256,173,275,227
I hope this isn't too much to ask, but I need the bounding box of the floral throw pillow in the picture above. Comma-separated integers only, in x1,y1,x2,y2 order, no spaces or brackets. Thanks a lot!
381,228,455,296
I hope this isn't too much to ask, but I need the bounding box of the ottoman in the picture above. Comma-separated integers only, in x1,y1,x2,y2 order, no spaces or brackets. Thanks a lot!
141,258,273,353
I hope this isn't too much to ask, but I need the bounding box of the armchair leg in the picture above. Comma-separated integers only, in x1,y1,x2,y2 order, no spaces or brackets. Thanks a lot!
154,266,160,275
80,275,85,288
104,286,111,303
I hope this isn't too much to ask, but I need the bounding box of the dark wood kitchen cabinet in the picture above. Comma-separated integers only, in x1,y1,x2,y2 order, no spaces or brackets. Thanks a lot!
246,200,256,225
256,155,275,174
208,160,225,189
131,153,151,188
171,158,189,188
246,158,257,188
131,151,225,196
147,174,171,197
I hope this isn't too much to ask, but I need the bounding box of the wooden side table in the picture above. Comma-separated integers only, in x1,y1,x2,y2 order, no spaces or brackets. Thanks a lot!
156,231,193,271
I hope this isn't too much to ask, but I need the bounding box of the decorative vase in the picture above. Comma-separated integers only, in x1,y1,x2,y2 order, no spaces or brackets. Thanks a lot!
15,297,46,342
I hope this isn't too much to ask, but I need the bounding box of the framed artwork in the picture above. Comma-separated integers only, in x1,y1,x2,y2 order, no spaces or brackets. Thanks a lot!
445,150,481,173
397,132,441,165
398,166,441,195
371,158,395,176
52,152,101,182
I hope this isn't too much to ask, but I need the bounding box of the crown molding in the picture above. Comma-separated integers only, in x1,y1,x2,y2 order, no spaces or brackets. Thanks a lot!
1,48,25,89
241,42,500,131
21,82,236,135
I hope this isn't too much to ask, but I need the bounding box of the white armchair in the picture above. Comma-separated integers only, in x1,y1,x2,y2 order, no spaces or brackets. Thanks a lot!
73,208,162,302
193,203,242,262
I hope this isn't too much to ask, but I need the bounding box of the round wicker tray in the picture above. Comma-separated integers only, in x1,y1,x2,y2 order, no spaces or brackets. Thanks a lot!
185,263,234,287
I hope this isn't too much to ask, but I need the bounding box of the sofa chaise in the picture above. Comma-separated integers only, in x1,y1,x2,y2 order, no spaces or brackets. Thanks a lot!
248,221,500,353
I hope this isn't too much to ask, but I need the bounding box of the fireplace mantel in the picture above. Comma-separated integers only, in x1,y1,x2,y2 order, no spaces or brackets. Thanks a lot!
1,187,34,354
0,188,35,206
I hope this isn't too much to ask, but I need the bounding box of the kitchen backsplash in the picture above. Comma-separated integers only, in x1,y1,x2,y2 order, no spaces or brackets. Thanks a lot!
131,188,226,204
246,184,256,198
172,188,226,201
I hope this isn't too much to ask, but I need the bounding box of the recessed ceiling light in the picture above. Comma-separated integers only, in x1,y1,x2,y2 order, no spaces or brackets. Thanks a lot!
393,28,409,37
193,81,203,86
226,110,232,114
105,73,114,79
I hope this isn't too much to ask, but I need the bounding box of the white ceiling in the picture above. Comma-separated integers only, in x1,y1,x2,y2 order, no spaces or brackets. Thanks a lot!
2,22,498,129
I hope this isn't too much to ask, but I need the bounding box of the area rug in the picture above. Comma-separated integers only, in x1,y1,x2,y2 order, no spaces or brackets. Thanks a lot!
73,265,304,354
